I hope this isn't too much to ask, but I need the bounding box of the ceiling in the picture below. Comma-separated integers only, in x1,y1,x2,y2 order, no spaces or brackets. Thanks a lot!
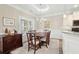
8,4,79,17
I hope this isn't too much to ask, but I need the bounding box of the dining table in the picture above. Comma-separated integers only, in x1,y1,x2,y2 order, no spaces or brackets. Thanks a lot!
28,30,46,37
27,30,50,45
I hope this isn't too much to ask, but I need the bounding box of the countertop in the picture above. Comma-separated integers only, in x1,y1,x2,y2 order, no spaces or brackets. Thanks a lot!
62,30,79,35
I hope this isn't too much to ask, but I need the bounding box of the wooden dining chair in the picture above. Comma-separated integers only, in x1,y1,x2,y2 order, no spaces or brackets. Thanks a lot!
28,30,36,33
40,31,51,48
26,32,41,54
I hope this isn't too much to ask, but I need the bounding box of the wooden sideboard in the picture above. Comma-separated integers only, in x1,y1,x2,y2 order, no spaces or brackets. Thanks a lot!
0,34,23,54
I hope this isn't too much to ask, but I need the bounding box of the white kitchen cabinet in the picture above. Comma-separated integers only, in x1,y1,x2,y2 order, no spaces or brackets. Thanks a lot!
63,32,79,54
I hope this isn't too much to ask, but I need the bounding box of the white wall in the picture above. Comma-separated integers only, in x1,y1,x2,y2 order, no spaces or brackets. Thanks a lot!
0,5,36,43
18,16,36,42
35,15,63,39
0,5,34,33
63,11,79,31
47,15,63,39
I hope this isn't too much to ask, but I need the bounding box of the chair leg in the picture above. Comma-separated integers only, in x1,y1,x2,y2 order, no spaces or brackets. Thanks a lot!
46,42,48,48
34,45,36,54
39,43,41,48
48,41,50,45
28,43,30,52
46,44,48,48
28,46,30,52
34,50,36,54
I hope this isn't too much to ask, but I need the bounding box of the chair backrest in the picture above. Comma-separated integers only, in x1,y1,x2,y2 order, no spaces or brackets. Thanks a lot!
27,33,33,45
27,33,32,40
46,31,50,39
28,30,36,33
26,32,38,45
45,31,51,44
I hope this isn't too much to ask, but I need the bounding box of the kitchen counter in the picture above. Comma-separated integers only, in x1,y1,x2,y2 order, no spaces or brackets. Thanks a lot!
62,30,79,35
62,31,79,54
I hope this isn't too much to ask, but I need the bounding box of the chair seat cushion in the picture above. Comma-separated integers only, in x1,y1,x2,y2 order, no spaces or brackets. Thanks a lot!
33,40,39,44
40,38,46,41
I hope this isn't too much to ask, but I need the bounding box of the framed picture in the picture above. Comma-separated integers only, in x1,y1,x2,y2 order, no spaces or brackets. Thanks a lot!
3,17,15,26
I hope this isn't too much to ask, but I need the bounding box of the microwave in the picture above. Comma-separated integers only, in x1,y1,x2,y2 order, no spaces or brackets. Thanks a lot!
73,20,79,26
72,20,79,32
72,28,79,32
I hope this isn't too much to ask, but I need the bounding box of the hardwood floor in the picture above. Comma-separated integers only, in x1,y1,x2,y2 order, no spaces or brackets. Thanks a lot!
11,38,63,54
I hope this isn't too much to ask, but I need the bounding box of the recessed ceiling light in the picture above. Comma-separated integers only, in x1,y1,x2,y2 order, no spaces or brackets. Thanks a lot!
74,5,78,8
63,14,67,18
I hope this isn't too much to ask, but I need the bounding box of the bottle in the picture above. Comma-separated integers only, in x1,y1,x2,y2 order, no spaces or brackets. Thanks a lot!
5,28,8,33
8,30,11,35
